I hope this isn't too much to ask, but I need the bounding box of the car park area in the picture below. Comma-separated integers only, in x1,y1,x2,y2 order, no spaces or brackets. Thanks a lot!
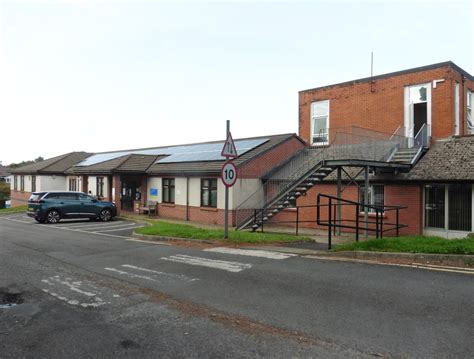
1,213,141,238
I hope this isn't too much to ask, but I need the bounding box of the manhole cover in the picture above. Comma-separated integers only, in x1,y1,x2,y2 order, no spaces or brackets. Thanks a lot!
0,290,24,309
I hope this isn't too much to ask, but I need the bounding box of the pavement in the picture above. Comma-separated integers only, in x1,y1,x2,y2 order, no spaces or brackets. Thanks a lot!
1,213,473,358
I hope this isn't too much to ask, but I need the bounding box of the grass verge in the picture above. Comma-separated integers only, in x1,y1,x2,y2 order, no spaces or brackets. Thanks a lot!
132,218,311,244
333,235,474,255
0,205,28,215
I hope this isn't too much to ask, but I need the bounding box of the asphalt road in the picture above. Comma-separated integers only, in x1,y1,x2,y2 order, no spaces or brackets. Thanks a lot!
0,214,473,358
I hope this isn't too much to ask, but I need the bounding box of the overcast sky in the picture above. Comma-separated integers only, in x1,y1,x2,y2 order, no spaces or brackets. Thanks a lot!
0,0,473,165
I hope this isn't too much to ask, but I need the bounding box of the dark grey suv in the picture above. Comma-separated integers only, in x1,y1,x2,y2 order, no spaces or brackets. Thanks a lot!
27,191,117,224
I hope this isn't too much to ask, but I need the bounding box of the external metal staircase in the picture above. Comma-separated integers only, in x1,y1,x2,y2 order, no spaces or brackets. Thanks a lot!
235,126,429,231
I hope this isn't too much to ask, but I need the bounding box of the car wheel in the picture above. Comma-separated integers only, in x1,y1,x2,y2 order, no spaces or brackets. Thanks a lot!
46,210,61,224
99,208,112,222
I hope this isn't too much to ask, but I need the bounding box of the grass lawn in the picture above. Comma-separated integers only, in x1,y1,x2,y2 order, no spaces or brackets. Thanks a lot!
0,205,28,215
133,219,312,244
333,235,474,255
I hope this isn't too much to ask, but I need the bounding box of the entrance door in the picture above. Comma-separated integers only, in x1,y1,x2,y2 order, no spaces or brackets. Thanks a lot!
405,83,431,142
121,177,142,211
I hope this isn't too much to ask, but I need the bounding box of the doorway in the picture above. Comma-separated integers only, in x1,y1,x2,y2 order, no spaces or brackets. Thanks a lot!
405,83,431,141
121,177,142,211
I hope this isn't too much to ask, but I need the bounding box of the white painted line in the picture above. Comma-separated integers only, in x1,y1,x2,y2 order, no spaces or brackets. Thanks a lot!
205,247,298,260
78,223,136,231
104,267,161,282
303,255,474,275
0,217,31,224
161,254,252,273
125,238,172,246
121,264,199,282
55,221,128,229
94,225,141,233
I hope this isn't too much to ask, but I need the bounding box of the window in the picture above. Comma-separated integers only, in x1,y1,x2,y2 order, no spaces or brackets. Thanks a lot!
201,179,217,208
425,185,445,228
359,185,384,213
448,184,472,231
14,175,17,191
454,82,460,135
96,177,104,198
311,100,329,145
31,175,36,192
20,175,25,192
162,178,175,203
69,178,77,191
468,91,473,135
425,184,472,232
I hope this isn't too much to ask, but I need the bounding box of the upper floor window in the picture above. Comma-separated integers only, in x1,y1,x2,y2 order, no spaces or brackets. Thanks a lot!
311,100,329,145
162,178,175,203
201,178,217,208
468,91,473,135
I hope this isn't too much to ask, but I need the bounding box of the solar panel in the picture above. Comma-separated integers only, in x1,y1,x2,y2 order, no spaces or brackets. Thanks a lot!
75,138,269,167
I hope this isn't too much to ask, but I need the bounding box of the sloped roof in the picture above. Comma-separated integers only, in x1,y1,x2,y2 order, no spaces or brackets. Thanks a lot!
146,133,300,175
11,152,91,174
0,166,11,177
401,136,474,181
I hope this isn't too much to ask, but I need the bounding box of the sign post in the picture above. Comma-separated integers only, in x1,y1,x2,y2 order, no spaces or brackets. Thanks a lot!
221,120,238,239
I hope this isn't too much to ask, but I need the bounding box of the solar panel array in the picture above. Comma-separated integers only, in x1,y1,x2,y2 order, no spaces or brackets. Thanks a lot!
75,138,268,167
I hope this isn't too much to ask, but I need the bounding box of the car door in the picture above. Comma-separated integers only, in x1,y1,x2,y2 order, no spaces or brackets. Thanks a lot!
57,192,80,218
77,193,99,218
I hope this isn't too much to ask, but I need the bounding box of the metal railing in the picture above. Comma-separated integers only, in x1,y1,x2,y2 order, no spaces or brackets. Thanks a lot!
235,126,414,229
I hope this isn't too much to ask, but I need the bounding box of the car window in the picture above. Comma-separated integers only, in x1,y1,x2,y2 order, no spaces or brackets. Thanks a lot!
58,193,78,200
29,193,46,201
78,193,92,201
44,193,60,199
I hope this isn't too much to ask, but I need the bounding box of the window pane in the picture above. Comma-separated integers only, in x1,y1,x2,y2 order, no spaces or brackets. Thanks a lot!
312,101,329,117
409,85,427,103
448,184,472,231
202,189,209,206
373,186,384,210
170,187,175,203
163,189,169,203
425,185,445,228
210,189,217,207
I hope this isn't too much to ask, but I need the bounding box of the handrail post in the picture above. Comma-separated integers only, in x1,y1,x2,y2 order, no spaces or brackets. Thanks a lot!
296,207,299,236
328,197,332,250
396,208,400,237
355,203,359,242
375,208,379,239
380,209,384,238
316,194,320,225
261,208,264,232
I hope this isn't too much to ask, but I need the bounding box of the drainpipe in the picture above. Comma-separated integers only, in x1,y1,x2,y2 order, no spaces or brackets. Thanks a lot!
186,176,189,221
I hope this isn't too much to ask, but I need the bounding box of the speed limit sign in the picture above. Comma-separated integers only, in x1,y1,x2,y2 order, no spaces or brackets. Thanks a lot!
221,161,238,187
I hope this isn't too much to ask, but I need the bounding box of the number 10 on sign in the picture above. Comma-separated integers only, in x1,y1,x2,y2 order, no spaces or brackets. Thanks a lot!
221,161,237,187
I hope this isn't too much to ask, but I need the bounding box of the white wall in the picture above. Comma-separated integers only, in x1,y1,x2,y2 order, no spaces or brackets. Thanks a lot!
229,178,262,209
188,178,201,207
87,176,109,197
175,178,188,206
38,175,68,191
147,177,162,203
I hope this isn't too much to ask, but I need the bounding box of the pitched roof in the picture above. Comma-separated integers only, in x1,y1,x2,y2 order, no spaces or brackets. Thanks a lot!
0,166,11,177
70,154,163,174
11,152,92,174
401,136,474,181
146,133,299,175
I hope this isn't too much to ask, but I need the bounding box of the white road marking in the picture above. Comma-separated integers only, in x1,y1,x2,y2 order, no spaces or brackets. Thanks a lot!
0,216,31,224
55,221,128,229
161,254,252,273
304,256,474,275
94,225,141,233
104,267,160,282
125,238,172,245
205,247,298,260
40,275,110,308
121,264,199,282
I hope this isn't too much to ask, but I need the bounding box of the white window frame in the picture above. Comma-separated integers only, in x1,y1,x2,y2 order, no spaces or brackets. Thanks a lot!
467,91,473,135
310,100,330,146
359,184,385,214
404,83,432,140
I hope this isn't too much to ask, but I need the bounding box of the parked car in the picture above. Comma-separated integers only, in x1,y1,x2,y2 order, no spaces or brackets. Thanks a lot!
27,191,117,224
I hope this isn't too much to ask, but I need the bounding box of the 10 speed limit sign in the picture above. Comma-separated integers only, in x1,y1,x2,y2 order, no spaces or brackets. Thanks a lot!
221,161,237,187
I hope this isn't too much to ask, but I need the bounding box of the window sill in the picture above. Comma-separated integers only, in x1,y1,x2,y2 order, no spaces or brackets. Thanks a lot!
200,206,218,212
161,202,175,207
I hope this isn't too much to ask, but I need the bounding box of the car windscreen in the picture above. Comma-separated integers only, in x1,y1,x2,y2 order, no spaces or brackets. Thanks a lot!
29,193,46,202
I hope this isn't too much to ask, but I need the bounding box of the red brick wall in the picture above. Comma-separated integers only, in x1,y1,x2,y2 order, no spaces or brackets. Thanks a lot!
157,203,234,226
239,136,305,178
270,183,422,236
299,65,471,143
10,190,31,207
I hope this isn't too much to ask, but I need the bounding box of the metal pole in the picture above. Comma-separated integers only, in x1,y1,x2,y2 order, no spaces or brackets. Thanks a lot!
364,166,369,238
355,203,359,242
328,197,332,250
224,120,230,239
336,167,342,235
296,207,299,236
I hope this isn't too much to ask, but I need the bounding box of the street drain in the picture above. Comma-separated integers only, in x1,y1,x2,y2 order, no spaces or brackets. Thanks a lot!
0,290,24,309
